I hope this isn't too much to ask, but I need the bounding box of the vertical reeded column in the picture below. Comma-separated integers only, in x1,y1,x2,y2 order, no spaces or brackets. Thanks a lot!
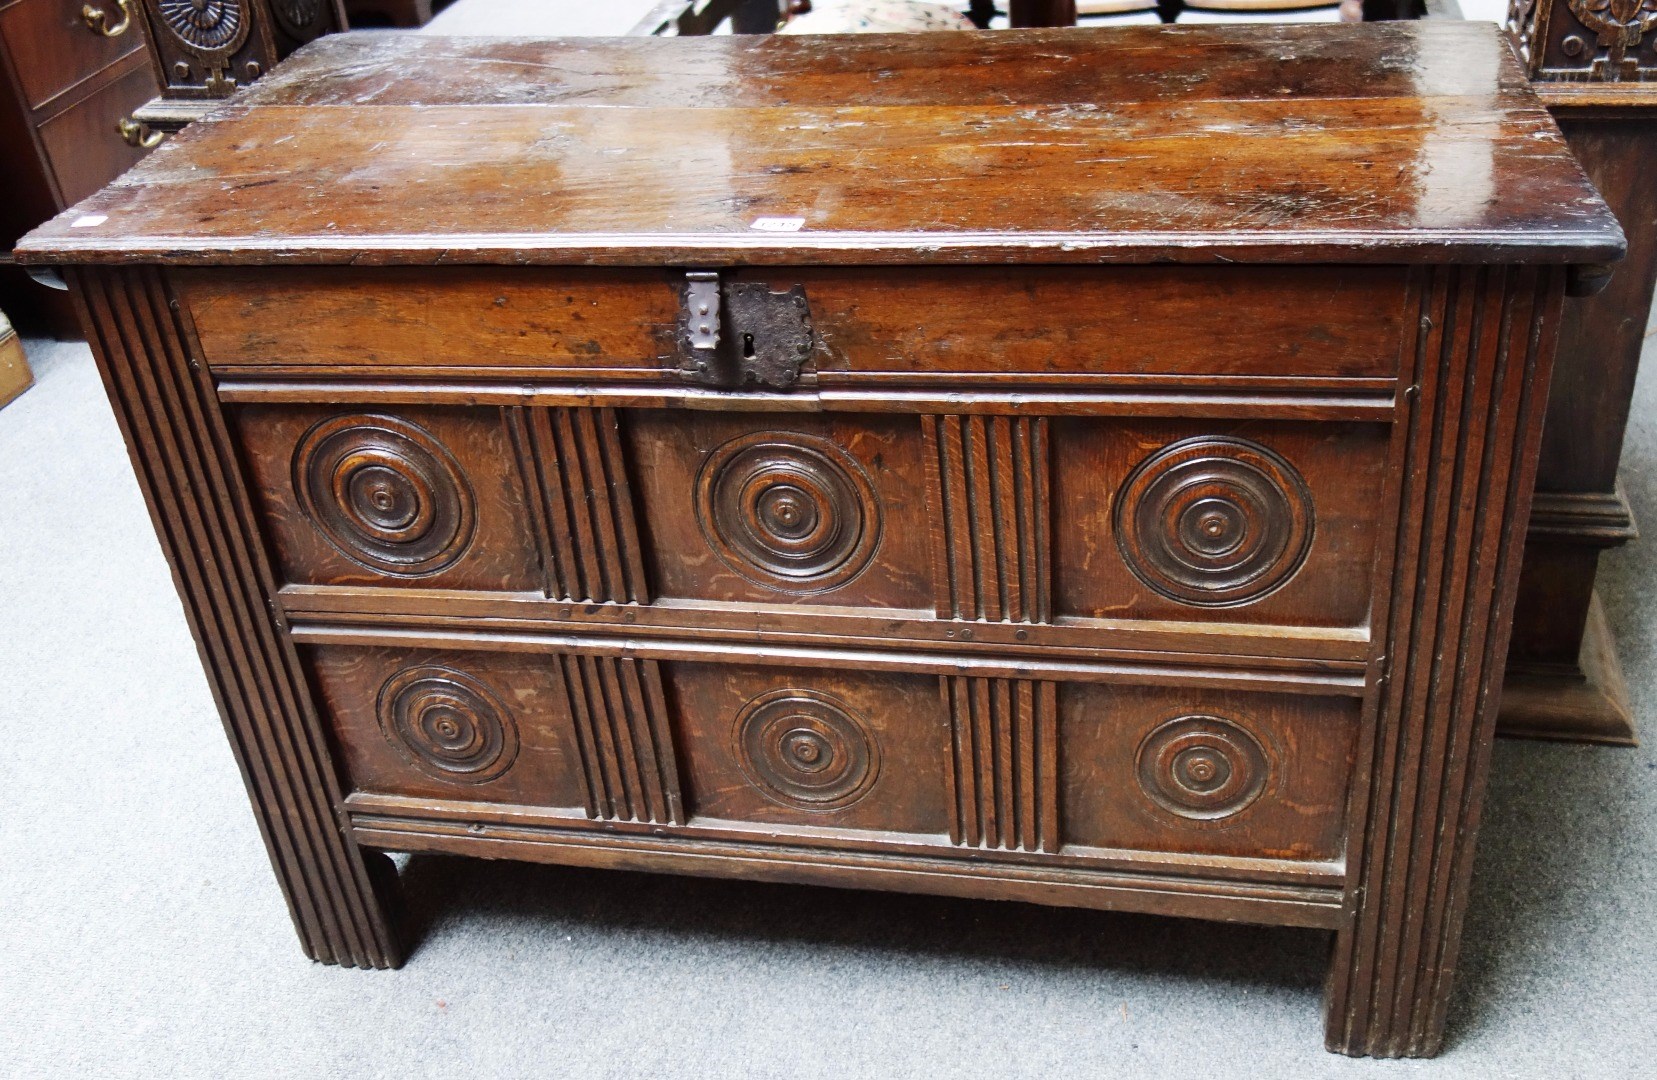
922,414,1051,624
1325,266,1565,1056
71,266,403,968
506,405,651,605
942,676,1060,854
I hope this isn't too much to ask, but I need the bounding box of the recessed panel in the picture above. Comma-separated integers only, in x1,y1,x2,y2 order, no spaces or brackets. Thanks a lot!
233,404,541,592
1059,684,1359,861
1052,419,1389,627
628,411,935,610
668,662,950,838
308,645,588,809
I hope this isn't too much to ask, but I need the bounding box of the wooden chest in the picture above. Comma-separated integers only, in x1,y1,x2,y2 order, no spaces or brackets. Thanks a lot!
17,23,1624,1058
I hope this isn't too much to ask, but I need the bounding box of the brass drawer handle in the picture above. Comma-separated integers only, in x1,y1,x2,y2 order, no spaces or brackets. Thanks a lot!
81,0,132,37
117,116,164,148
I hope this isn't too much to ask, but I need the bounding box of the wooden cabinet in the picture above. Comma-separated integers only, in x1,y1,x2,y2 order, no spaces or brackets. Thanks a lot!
0,0,159,336
16,24,1624,1058
1498,0,1657,744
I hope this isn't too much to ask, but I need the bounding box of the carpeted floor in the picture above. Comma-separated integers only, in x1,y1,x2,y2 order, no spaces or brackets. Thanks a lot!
3,319,1653,1078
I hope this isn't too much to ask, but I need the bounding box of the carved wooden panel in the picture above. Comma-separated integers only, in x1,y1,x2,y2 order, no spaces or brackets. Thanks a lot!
1114,436,1314,608
669,664,950,836
942,677,1059,853
377,663,520,784
1052,420,1389,627
695,431,881,593
1508,0,1657,82
264,0,343,56
922,417,1051,623
628,412,934,609
507,406,650,604
310,645,685,825
232,404,541,592
1060,684,1359,861
137,0,345,100
142,0,272,97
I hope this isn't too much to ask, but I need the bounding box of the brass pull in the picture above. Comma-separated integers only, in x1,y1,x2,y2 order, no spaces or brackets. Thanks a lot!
81,0,132,37
117,116,164,149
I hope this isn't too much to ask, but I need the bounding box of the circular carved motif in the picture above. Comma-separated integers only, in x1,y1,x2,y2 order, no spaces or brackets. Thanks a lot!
378,665,519,783
734,689,879,810
1114,436,1313,607
158,0,249,54
1137,715,1269,821
695,432,881,593
294,414,476,577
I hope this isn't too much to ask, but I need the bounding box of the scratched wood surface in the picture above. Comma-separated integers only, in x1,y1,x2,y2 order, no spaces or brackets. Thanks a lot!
15,22,1624,267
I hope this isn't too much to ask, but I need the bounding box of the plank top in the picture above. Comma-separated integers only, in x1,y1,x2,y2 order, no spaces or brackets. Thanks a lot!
17,22,1624,267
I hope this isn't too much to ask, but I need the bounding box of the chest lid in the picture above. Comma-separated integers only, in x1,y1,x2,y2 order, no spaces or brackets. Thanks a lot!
16,22,1624,268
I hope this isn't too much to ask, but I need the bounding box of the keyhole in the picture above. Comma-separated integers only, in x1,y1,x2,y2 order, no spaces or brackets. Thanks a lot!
742,332,756,359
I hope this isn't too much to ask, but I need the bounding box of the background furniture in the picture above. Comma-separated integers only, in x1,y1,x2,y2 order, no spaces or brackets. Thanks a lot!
1498,0,1656,744
343,0,436,27
18,23,1622,1058
129,0,345,132
0,0,161,337
0,307,32,407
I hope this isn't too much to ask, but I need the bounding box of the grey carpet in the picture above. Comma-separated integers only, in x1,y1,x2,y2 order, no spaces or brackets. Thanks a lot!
3,322,1653,1078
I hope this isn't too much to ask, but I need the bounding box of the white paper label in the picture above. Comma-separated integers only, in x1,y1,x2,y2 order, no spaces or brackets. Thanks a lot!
750,217,805,232
71,215,108,228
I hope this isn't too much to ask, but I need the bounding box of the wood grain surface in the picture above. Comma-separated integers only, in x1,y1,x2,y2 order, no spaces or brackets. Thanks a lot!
15,23,1624,267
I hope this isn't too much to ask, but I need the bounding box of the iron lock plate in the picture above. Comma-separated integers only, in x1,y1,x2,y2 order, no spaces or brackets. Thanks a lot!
678,272,815,390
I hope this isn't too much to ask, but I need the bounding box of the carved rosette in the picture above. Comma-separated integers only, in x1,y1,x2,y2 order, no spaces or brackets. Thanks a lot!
158,0,249,51
1114,436,1313,607
695,432,881,593
1136,715,1269,821
293,414,477,577
734,689,880,811
1564,0,1657,79
154,0,255,92
378,665,519,784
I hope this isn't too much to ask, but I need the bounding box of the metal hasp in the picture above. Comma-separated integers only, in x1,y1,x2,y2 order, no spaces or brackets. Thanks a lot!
679,271,815,390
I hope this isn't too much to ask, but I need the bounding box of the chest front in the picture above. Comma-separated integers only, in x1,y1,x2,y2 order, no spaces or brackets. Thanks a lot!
22,23,1622,1058
190,258,1408,872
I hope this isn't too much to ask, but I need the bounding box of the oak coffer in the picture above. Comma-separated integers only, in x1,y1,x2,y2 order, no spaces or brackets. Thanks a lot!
16,22,1624,1058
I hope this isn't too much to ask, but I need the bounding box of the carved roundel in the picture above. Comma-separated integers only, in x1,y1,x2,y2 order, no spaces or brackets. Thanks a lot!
293,414,477,577
695,432,881,593
158,0,250,55
1136,715,1269,822
377,665,519,784
734,689,880,811
1114,436,1313,607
